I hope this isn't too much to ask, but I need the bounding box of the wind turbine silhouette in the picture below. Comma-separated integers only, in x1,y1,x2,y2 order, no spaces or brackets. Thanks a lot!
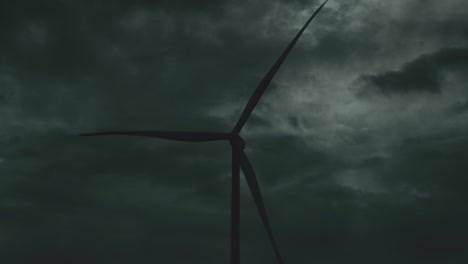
81,1,328,263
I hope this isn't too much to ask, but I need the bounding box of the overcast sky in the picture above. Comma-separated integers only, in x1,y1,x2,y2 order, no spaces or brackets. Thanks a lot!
1,0,468,263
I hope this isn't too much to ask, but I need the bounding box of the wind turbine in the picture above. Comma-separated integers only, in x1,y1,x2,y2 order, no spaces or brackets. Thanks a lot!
81,1,328,263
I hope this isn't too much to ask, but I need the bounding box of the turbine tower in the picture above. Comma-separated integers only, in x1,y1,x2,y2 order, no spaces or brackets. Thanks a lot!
81,1,328,263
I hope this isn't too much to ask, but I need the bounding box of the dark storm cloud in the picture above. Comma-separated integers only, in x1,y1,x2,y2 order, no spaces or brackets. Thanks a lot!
0,0,330,137
387,133,468,196
448,100,468,114
0,74,18,106
266,132,468,263
356,46,468,95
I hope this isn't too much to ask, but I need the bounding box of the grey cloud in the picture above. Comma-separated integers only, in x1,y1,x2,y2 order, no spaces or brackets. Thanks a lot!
448,100,468,115
356,46,468,95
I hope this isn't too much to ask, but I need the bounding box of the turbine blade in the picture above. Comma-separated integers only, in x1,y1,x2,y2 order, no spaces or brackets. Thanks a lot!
238,149,284,264
232,0,329,134
80,131,230,142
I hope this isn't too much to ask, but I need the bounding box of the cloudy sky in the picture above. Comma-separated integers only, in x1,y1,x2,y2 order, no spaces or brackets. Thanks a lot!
1,0,468,263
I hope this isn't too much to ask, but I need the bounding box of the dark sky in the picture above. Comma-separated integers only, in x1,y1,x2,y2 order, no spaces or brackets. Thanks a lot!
1,0,468,263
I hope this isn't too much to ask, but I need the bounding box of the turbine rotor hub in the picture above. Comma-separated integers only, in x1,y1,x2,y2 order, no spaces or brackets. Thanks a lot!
229,134,245,149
